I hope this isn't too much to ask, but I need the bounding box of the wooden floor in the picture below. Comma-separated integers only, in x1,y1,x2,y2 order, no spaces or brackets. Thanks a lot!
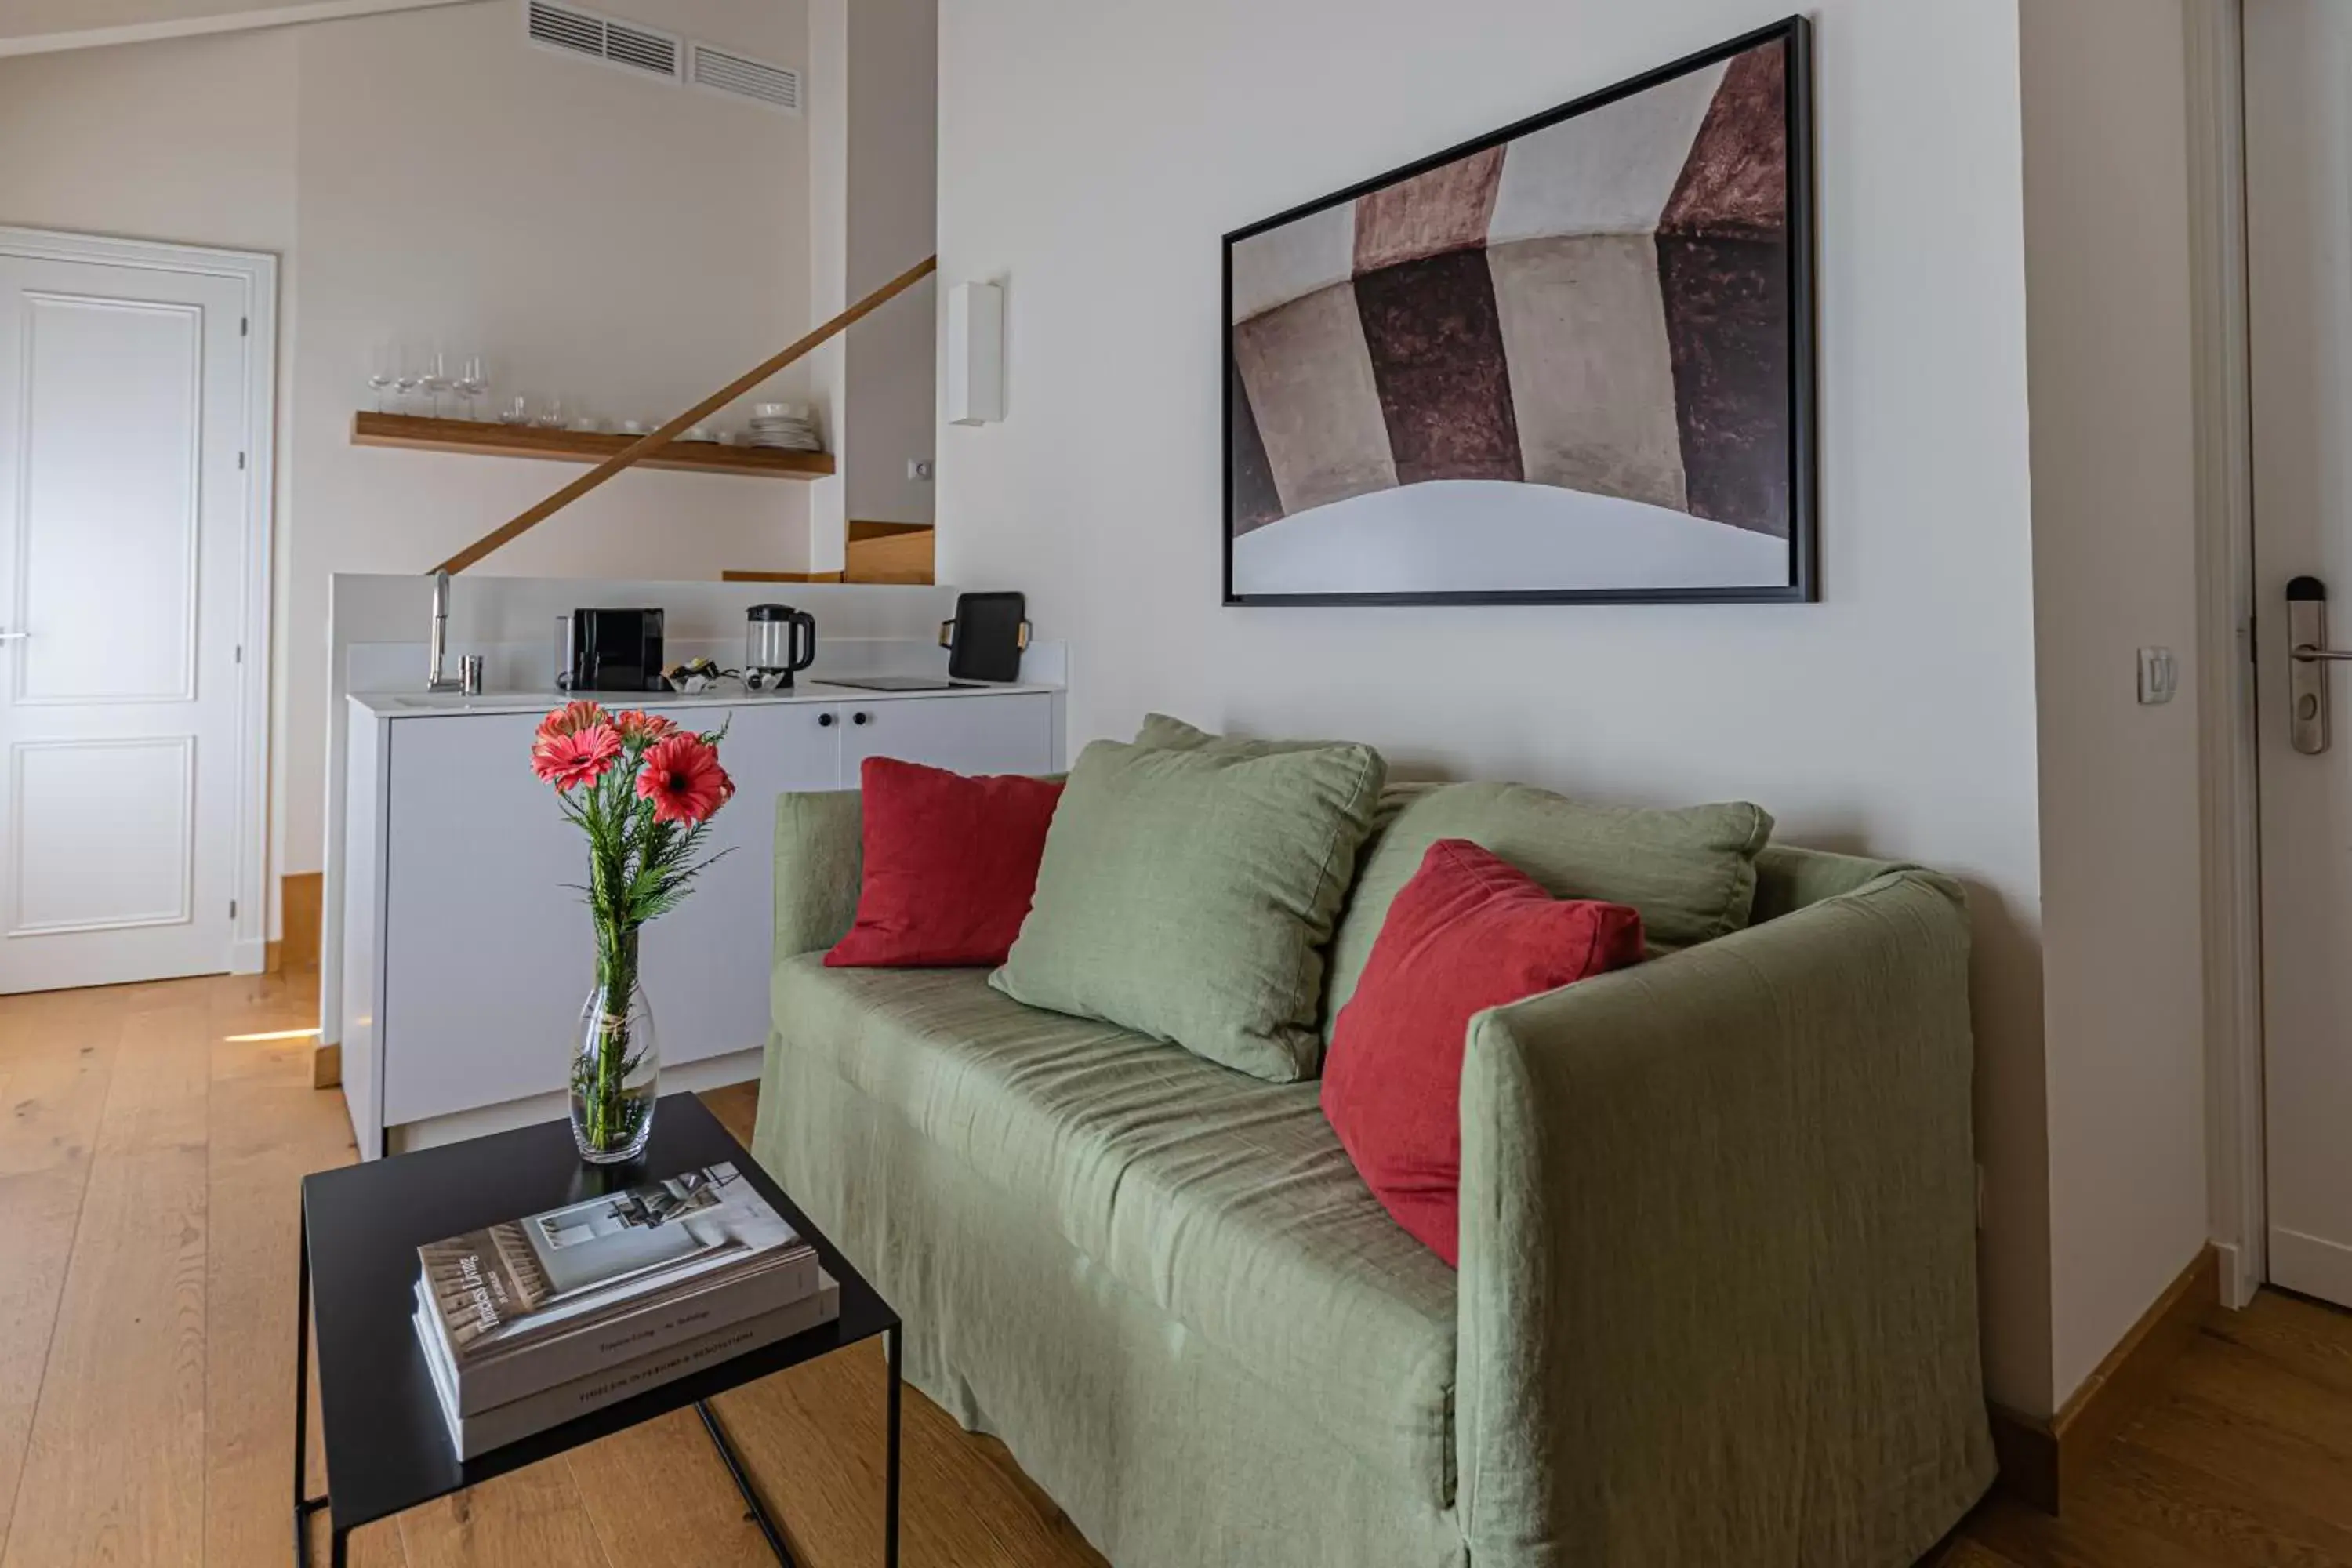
1,967,2348,1566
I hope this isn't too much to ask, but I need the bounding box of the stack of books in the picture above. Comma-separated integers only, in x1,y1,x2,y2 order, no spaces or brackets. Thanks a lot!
411,1162,836,1458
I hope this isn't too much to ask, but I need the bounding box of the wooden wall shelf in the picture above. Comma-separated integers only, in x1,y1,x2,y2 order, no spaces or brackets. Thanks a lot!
350,412,834,480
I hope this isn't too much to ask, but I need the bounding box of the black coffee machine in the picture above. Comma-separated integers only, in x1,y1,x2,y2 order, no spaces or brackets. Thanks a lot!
561,608,666,692
745,604,818,690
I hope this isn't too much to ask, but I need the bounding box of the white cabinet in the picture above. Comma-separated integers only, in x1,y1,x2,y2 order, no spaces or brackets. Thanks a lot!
837,690,1055,776
343,688,1056,1156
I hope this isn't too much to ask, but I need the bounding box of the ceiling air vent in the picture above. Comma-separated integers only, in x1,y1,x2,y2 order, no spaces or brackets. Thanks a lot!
524,0,683,82
691,42,803,114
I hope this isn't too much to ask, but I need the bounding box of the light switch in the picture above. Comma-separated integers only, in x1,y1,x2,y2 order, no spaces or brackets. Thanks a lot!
2138,646,2178,706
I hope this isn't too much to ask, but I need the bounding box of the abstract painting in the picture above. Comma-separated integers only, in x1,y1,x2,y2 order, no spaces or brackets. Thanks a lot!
1223,18,1816,604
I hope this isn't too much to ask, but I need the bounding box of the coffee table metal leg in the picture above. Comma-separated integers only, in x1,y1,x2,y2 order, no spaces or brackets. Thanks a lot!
292,1194,332,1566
697,1398,794,1565
885,1324,902,1568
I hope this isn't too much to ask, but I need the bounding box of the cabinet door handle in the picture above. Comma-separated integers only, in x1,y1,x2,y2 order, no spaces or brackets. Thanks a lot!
852,711,870,726
818,711,837,728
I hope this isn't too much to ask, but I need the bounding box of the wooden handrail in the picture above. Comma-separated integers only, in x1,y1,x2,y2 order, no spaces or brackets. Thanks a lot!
431,254,938,575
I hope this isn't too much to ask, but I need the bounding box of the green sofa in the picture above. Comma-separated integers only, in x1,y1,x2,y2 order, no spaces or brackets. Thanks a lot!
751,785,1997,1568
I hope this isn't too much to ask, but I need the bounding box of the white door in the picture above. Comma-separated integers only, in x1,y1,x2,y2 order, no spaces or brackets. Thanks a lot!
0,248,255,993
2250,0,2352,1310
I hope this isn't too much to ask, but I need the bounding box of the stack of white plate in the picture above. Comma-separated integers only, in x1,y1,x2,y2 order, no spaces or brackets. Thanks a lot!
746,402,822,452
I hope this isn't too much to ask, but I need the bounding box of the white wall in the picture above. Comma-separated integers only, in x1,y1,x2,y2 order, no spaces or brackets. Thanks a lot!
0,0,815,890
805,0,938,537
841,0,936,527
2019,0,2210,1404
935,0,2060,1413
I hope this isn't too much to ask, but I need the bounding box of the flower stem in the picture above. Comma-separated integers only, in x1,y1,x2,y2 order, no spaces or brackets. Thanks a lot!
587,924,639,1152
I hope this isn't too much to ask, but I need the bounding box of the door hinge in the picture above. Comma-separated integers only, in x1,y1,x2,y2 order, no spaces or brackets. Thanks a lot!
241,316,249,336
238,452,247,470
234,644,243,665
229,898,238,919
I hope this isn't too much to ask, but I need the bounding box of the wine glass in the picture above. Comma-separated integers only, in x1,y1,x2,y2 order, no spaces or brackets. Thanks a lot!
455,354,488,420
390,347,420,416
418,349,450,419
365,342,397,413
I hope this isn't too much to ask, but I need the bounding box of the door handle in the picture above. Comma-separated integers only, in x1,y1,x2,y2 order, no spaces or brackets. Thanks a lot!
0,629,24,642
2291,576,2333,754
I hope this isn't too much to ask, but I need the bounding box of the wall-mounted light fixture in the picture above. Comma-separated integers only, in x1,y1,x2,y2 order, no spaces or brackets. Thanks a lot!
947,281,1004,425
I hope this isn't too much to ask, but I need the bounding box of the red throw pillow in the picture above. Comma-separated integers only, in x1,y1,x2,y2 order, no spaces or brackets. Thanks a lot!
825,757,1064,968
1321,837,1643,1265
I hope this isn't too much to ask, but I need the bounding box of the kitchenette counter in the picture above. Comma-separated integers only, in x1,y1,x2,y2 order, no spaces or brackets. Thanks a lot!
348,678,1060,720
336,674,1064,1160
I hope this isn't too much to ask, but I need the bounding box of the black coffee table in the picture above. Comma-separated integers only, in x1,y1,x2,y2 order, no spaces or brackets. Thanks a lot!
293,1092,899,1567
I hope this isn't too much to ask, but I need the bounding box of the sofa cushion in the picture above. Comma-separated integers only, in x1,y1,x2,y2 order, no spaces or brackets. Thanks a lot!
826,757,1065,968
774,956,1458,1498
1134,710,1354,757
993,736,1385,1081
1323,838,1645,1265
1324,781,1773,1039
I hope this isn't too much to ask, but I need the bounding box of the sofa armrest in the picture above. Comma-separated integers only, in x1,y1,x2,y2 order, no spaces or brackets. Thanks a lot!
1454,869,1994,1566
773,789,863,965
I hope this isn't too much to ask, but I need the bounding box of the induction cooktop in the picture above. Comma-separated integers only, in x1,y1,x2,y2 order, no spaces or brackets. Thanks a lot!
817,675,990,691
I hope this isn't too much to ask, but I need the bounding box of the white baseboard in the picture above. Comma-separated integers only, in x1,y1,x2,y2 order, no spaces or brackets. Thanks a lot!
2213,1239,2256,1309
2269,1225,2352,1308
230,937,267,976
385,1047,764,1155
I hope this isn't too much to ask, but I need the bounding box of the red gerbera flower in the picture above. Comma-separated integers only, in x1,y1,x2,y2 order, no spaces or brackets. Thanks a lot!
613,709,679,745
532,723,623,791
535,699,610,746
636,733,734,825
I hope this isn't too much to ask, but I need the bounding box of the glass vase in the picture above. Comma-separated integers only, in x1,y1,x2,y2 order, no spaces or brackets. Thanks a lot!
571,927,660,1164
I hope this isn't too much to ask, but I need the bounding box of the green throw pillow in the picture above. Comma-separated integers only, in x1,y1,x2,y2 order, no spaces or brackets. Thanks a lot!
1323,781,1775,1038
1134,712,1350,757
993,736,1386,1081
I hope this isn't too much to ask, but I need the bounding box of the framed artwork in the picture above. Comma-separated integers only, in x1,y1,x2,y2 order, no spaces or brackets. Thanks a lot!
1222,16,1816,605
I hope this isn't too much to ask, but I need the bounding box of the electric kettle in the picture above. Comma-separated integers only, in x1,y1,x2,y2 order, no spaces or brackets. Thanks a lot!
745,604,817,690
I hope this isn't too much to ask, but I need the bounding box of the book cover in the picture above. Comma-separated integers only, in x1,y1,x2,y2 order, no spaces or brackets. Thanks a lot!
416,1162,817,1408
412,1272,842,1461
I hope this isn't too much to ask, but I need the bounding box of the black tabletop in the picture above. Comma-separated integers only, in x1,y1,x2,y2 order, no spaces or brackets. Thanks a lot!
300,1092,897,1530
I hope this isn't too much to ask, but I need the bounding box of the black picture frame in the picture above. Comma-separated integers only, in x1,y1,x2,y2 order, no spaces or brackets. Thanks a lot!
1220,15,1817,607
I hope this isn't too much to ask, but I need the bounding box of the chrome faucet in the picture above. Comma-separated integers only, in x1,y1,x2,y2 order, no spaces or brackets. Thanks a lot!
426,569,463,692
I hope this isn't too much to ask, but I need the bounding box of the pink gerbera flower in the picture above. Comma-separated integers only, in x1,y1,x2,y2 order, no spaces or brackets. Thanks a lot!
636,733,734,825
533,723,623,791
613,710,679,745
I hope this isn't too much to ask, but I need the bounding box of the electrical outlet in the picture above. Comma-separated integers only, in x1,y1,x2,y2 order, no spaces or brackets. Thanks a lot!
908,459,934,482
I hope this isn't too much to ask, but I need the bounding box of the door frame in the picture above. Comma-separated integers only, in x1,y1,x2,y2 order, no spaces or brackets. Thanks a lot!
2184,0,2267,1311
0,226,279,976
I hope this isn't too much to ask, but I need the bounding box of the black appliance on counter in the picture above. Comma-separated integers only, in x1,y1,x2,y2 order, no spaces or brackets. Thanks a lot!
561,607,666,693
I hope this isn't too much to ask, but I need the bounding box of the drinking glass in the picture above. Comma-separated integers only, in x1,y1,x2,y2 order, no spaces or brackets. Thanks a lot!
535,396,566,430
499,394,530,425
418,349,450,419
391,347,420,415
365,342,397,412
456,354,488,420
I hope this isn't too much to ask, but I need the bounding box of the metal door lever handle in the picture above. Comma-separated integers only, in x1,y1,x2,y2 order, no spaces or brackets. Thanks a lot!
0,630,25,641
2292,576,2336,753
